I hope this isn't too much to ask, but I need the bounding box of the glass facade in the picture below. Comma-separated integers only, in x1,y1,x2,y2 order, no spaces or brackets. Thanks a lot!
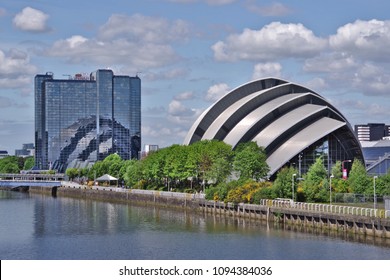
35,70,141,172
287,130,362,178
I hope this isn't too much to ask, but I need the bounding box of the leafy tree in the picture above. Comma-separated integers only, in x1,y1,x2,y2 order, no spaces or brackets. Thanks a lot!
0,156,21,173
66,168,79,180
124,159,143,188
23,157,35,170
301,157,328,202
233,142,269,181
272,166,298,199
348,159,371,195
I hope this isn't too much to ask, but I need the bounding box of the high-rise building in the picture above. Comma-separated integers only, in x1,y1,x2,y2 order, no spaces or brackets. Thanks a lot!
354,123,390,141
35,69,141,172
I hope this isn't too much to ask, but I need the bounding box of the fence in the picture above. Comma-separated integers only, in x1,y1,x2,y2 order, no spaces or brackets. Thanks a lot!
260,199,390,219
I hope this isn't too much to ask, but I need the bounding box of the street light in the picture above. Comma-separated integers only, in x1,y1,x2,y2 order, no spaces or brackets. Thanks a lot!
292,173,296,201
329,174,334,205
342,160,352,179
373,176,378,210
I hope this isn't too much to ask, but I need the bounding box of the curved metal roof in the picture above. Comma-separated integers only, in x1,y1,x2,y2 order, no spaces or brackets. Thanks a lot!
184,77,364,177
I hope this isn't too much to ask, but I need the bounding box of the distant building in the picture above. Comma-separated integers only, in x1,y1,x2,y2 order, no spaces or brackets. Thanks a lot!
140,144,159,159
361,140,390,175
35,69,141,172
0,150,9,159
354,123,390,141
15,143,35,157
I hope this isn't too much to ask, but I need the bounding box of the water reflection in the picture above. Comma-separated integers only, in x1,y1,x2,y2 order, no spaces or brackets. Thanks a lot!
1,190,390,260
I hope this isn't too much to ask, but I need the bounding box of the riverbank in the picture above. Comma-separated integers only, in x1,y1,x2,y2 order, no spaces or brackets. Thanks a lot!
28,182,390,240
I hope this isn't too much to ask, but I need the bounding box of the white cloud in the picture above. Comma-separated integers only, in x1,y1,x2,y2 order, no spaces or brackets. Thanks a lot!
304,52,357,73
329,19,390,61
45,14,191,70
205,83,230,101
98,14,190,43
212,22,327,62
13,7,50,32
252,62,282,79
174,91,195,101
0,49,37,88
168,100,197,117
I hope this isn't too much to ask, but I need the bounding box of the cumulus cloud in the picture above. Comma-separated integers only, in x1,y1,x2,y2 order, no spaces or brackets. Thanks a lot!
168,100,198,117
205,83,230,101
174,91,195,101
0,48,37,88
45,14,190,70
212,22,327,62
329,19,390,61
304,52,358,73
252,62,282,79
98,14,190,43
13,7,50,32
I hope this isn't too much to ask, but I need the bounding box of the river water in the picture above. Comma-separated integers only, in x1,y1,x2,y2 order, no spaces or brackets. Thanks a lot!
1,190,390,260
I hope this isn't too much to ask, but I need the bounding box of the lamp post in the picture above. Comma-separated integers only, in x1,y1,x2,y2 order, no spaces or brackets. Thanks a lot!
292,173,296,201
342,160,352,180
329,174,334,205
373,176,378,210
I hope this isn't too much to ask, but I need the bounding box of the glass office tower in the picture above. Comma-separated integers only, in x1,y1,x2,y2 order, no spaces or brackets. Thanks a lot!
35,69,141,172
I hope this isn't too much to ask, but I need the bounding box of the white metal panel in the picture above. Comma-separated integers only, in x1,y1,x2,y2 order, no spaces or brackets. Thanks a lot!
266,117,346,175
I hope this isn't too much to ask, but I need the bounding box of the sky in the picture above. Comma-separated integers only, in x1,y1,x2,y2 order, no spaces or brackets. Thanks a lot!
1,0,390,155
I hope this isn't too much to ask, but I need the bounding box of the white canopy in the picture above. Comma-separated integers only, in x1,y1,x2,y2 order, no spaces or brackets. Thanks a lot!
96,174,118,182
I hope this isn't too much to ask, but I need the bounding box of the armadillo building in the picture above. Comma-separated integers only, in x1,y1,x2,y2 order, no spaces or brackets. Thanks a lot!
184,78,364,178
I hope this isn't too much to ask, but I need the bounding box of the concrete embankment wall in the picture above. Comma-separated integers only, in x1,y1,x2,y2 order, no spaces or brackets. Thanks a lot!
31,184,390,239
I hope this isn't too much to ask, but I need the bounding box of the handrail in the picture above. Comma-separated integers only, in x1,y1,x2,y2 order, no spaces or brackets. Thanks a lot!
259,199,388,219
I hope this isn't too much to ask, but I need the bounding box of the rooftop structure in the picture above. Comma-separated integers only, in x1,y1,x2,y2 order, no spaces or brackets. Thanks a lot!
184,78,364,178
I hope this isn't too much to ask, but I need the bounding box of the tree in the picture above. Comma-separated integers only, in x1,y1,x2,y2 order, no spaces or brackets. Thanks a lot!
233,142,269,181
348,159,370,195
23,157,35,170
301,157,328,202
272,166,298,199
0,156,21,173
66,168,79,180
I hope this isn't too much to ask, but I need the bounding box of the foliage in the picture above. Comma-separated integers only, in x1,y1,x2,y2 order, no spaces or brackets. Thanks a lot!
23,157,35,170
348,159,371,195
272,166,297,199
0,156,24,173
233,142,269,181
301,157,328,202
65,168,79,180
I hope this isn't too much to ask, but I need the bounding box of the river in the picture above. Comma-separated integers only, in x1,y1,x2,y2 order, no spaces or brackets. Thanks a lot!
1,190,389,260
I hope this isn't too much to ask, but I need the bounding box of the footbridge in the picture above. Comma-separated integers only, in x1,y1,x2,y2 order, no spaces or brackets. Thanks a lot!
0,173,64,192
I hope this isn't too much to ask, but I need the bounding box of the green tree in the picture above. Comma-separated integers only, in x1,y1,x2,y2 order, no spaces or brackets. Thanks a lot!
124,159,143,188
66,168,79,180
348,159,370,194
233,142,269,181
272,166,298,199
0,156,21,173
301,157,328,202
23,157,35,170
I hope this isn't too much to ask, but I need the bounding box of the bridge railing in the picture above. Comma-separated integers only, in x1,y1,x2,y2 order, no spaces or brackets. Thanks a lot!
260,199,390,219
0,173,64,181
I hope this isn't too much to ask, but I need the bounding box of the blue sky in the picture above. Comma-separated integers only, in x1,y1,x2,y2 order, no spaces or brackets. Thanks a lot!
1,0,390,154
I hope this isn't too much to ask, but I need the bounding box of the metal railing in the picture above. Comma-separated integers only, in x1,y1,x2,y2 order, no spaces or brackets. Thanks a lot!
260,199,390,219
